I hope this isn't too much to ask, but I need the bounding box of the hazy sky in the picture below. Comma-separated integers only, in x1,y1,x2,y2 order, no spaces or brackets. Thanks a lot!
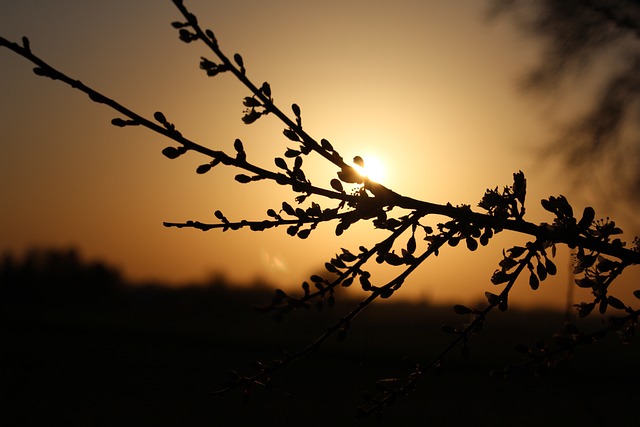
1,0,638,309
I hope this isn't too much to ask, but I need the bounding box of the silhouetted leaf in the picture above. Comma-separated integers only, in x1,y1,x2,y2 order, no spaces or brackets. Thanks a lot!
178,28,196,43
233,138,244,153
235,174,251,183
485,291,501,305
297,229,311,239
325,262,338,273
274,157,288,170
154,111,167,124
499,257,518,270
320,138,333,151
599,298,608,314
607,296,625,310
529,272,539,290
111,118,127,127
513,170,526,205
301,281,310,295
557,195,573,218
204,28,215,41
545,258,557,275
243,96,261,107
310,274,323,283
242,109,262,124
283,128,299,142
285,148,300,158
541,195,574,218
407,235,416,255
330,179,344,192
337,166,363,184
380,288,394,298
480,230,491,246
161,146,185,159
384,252,403,266
330,257,346,269
282,202,294,216
260,82,271,98
233,53,244,70
359,273,371,291
507,246,526,258
491,270,511,285
575,277,594,288
249,222,265,231
596,257,618,273
286,225,299,236
466,237,478,251
574,254,596,273
353,156,364,168
196,163,212,174
541,198,553,213
536,262,547,281
291,103,301,117
577,206,595,229
294,156,303,170
339,248,357,262
32,67,49,77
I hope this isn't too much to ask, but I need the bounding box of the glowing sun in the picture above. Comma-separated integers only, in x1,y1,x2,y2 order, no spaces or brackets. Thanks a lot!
352,154,386,183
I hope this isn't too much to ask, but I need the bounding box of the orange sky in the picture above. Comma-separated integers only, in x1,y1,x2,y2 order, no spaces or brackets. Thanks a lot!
1,0,638,309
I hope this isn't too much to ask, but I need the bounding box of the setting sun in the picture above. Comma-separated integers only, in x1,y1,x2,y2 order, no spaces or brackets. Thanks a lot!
352,154,386,183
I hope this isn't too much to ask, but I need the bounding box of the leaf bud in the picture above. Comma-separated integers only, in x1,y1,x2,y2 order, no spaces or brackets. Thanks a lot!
292,103,301,117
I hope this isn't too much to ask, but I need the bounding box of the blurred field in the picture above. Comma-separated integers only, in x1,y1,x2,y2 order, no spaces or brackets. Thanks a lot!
1,248,639,426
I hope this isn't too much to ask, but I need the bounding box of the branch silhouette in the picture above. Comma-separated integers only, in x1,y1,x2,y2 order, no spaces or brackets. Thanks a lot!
489,0,640,210
2,0,639,417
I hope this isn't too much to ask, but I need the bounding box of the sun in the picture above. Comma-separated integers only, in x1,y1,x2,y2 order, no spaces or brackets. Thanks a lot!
352,154,386,183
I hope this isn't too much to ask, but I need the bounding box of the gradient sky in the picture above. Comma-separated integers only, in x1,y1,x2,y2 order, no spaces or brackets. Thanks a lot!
1,0,638,309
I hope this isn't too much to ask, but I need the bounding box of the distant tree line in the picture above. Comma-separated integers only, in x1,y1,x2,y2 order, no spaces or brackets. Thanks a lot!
0,247,123,302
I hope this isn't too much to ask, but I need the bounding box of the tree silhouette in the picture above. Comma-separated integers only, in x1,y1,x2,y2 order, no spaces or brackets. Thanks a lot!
1,0,639,416
489,0,640,214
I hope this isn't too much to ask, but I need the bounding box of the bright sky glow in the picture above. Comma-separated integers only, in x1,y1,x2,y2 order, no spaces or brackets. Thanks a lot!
1,0,638,309
352,154,386,183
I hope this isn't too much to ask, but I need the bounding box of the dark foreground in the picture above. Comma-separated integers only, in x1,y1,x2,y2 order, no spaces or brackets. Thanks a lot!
1,249,639,426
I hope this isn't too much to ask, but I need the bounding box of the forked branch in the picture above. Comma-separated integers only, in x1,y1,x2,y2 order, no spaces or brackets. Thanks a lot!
1,0,639,417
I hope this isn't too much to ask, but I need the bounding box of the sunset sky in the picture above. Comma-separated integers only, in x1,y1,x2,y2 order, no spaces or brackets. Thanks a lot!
1,0,638,309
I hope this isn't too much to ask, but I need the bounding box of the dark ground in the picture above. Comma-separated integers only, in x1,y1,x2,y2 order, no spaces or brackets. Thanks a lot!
1,248,639,426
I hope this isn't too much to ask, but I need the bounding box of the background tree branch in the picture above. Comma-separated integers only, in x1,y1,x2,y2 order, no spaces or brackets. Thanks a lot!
488,0,640,216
